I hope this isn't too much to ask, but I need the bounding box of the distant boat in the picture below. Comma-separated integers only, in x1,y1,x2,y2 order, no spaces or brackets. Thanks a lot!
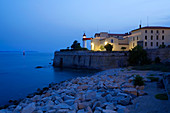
23,51,25,56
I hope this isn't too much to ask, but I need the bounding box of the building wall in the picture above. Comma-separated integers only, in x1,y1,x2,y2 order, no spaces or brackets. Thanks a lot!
91,37,129,51
129,29,170,50
53,51,128,70
53,48,170,70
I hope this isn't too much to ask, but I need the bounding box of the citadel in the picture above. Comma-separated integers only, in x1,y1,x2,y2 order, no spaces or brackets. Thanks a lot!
82,25,170,51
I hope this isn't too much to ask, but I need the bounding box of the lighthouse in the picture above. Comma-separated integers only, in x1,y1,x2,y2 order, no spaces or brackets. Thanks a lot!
83,33,87,48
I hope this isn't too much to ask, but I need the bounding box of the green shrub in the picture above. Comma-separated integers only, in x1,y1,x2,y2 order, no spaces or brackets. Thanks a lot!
155,93,168,100
128,45,151,66
133,75,144,86
147,77,159,82
104,43,113,52
159,44,166,48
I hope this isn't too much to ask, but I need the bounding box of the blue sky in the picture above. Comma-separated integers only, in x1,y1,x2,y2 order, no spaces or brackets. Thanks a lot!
0,0,170,52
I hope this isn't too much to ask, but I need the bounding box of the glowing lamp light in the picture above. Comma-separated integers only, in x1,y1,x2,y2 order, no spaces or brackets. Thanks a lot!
91,43,94,50
105,41,108,45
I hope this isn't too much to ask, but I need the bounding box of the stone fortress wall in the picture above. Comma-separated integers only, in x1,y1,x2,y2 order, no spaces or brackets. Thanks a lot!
53,48,170,70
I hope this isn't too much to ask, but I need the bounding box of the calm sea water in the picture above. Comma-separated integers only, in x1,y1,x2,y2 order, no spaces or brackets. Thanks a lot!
0,52,98,106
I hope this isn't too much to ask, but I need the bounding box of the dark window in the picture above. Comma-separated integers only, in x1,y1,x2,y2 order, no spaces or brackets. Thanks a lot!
145,30,147,33
151,35,153,40
133,37,135,41
137,36,138,40
151,30,153,33
145,42,147,46
145,36,147,40
156,30,159,33
111,39,114,43
162,42,164,45
162,30,164,33
156,42,158,46
133,43,135,47
162,35,164,40
151,42,153,46
156,35,159,40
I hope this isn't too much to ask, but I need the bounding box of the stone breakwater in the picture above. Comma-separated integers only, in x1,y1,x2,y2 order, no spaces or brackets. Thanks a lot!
0,69,147,113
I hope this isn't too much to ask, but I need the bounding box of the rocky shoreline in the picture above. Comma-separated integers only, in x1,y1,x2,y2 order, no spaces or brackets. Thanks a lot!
0,68,164,113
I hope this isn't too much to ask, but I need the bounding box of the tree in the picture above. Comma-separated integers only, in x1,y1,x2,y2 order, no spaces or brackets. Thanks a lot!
128,45,151,65
104,43,113,52
121,47,126,51
71,40,82,50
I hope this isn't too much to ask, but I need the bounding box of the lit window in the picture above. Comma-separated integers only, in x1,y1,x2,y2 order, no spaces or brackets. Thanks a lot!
151,30,153,33
151,35,153,40
145,30,147,33
162,35,164,40
145,36,147,40
156,35,158,40
145,42,147,46
151,42,153,46
111,39,114,43
156,42,158,46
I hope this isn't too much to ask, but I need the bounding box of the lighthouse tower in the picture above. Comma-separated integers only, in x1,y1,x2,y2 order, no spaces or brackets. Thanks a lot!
83,33,87,48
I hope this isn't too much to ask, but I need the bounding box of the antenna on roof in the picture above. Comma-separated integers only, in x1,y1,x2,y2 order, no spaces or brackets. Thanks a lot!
147,16,149,26
139,20,142,28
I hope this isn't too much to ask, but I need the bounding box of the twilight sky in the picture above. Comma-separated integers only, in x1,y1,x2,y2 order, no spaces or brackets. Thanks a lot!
0,0,170,52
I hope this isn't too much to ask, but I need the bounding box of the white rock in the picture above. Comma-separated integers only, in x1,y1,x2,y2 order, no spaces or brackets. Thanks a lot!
122,88,137,96
21,102,36,113
14,105,22,111
92,101,101,110
57,109,69,113
65,100,75,106
77,109,85,113
54,103,72,110
63,95,75,101
102,110,117,113
121,83,134,88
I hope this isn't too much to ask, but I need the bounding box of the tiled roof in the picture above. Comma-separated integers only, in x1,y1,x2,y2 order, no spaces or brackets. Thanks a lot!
94,33,128,37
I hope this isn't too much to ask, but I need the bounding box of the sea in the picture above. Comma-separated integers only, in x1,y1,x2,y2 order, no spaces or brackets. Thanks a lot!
0,52,98,106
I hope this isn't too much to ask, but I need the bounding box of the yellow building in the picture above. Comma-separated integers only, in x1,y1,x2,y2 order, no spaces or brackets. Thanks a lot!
91,32,129,51
90,26,170,51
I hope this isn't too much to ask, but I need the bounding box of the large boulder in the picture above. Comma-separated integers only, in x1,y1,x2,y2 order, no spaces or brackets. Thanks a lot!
102,110,117,113
21,102,36,113
54,103,72,110
65,100,75,106
121,83,134,88
77,85,88,90
117,96,131,106
63,95,75,101
122,88,137,96
85,91,96,101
